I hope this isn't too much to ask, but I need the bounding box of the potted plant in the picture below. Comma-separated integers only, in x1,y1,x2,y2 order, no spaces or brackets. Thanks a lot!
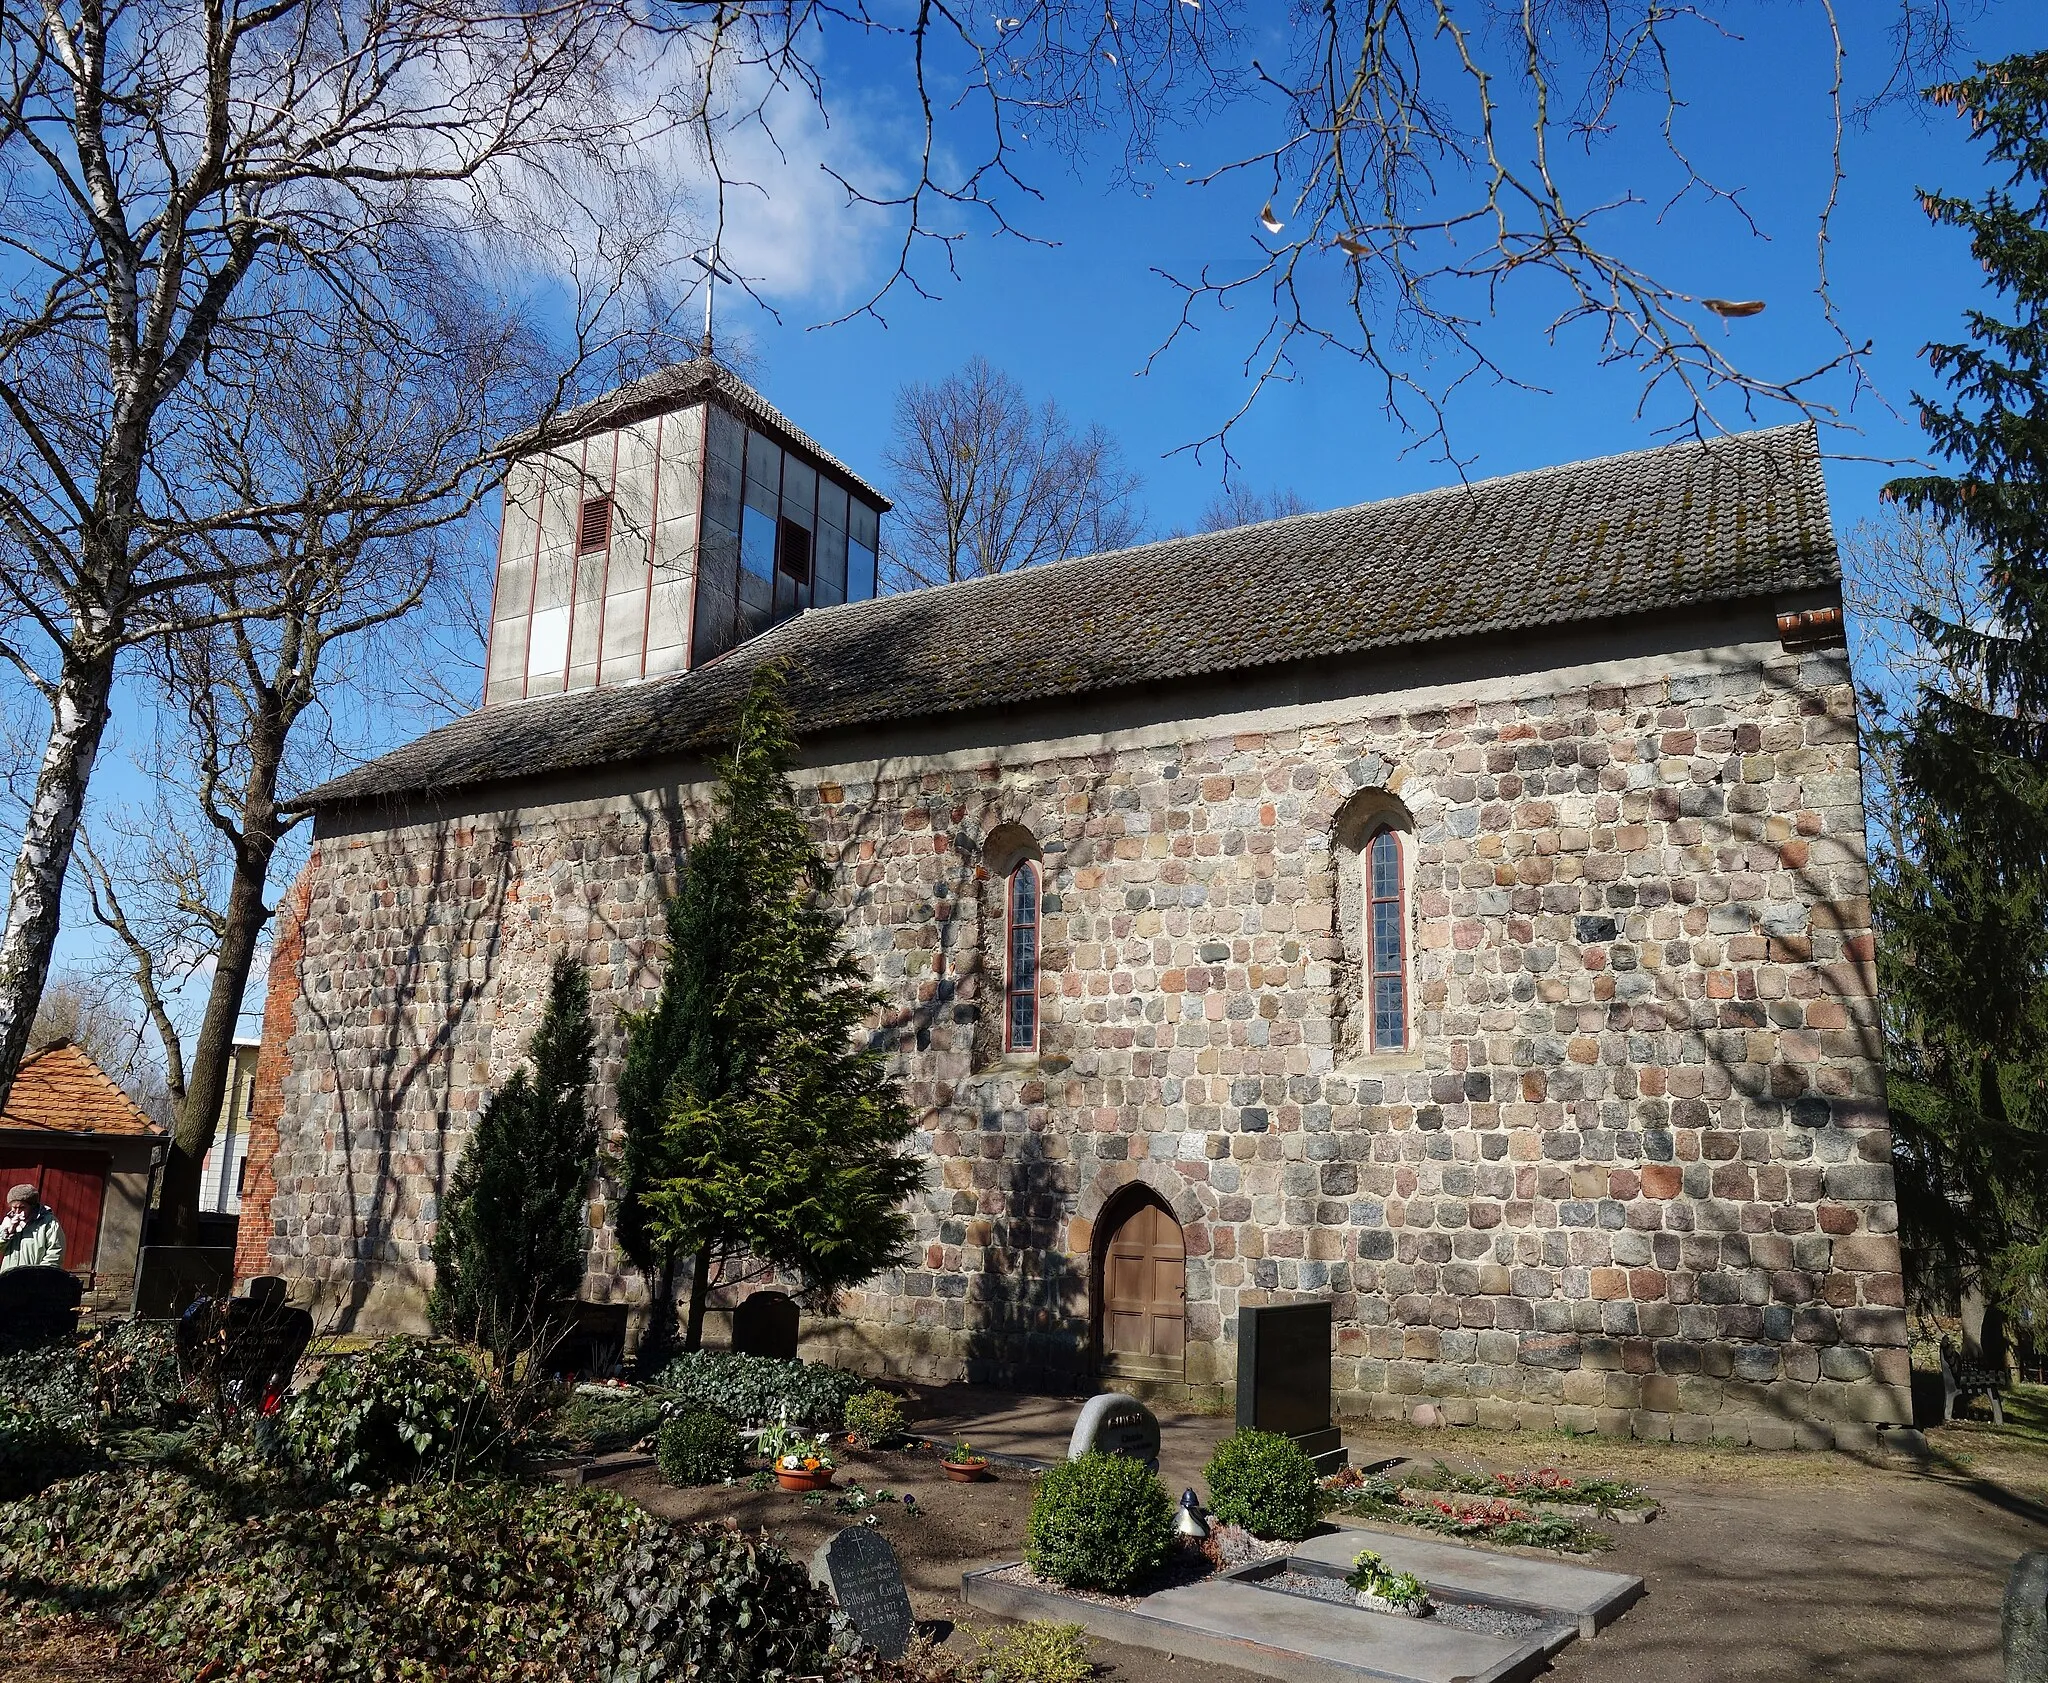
772,1435,838,1492
942,1439,991,1482
757,1420,838,1491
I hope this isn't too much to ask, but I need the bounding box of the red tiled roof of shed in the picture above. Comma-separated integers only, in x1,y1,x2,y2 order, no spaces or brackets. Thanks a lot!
0,1040,161,1138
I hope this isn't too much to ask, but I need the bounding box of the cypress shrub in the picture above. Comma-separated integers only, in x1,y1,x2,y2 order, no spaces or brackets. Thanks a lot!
430,955,598,1362
1025,1452,1174,1592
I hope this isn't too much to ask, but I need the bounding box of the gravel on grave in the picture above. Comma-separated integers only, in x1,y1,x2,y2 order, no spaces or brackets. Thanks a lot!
985,1537,1292,1610
1255,1570,1559,1640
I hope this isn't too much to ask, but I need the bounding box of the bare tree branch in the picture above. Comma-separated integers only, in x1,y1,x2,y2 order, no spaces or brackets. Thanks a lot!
881,356,1146,588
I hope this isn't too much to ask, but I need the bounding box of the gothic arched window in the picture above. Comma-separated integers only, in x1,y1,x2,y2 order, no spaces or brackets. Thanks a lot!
1365,827,1408,1051
1333,788,1415,1062
1006,860,1041,1053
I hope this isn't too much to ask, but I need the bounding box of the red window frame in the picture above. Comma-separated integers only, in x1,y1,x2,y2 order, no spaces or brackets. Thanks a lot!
1005,860,1040,1054
1367,828,1408,1051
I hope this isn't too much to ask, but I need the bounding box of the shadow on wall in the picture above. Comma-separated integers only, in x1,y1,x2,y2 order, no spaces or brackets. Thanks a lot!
963,1128,1085,1393
1331,646,1909,1437
296,811,525,1333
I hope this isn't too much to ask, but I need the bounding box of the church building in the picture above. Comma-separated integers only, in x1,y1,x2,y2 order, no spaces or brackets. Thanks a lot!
234,357,1912,1449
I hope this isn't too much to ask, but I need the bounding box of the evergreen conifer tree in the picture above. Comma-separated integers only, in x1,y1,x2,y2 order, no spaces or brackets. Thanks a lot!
618,665,922,1354
430,953,599,1362
1880,52,2048,1328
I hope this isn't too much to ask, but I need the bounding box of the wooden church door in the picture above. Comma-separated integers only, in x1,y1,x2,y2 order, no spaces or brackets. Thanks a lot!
1099,1197,1186,1380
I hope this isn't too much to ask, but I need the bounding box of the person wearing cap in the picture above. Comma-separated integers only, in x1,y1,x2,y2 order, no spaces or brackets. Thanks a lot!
0,1182,64,1271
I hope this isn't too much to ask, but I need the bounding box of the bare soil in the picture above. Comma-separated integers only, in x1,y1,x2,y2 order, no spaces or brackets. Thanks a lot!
4,1612,171,1683
602,1390,2048,1683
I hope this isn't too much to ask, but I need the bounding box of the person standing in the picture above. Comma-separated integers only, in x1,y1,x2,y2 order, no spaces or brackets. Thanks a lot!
0,1183,64,1270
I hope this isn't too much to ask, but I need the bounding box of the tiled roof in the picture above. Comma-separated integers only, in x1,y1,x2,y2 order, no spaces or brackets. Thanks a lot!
530,354,892,509
1,1041,161,1138
303,422,1836,813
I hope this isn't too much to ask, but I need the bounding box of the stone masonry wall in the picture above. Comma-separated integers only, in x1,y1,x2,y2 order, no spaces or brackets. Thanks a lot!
233,873,310,1285
262,638,1910,1448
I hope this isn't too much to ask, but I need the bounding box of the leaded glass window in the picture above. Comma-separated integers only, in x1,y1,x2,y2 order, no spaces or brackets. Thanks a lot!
1007,861,1040,1053
1367,829,1407,1051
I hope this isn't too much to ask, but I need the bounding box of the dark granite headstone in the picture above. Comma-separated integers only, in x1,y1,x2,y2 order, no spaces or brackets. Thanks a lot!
1068,1392,1161,1470
732,1290,799,1359
1237,1300,1346,1473
2007,1550,2048,1683
178,1291,314,1413
132,1246,234,1319
547,1300,630,1377
0,1265,83,1353
815,1527,913,1660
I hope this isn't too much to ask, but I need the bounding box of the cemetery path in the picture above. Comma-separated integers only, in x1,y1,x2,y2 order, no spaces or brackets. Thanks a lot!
603,1389,2043,1682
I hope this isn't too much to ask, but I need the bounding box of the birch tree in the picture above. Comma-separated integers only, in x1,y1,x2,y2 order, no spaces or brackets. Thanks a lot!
0,0,699,1112
76,296,508,1239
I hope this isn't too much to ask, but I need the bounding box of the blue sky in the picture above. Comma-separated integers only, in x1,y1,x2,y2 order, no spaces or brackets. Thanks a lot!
52,2,2041,1046
712,4,2035,546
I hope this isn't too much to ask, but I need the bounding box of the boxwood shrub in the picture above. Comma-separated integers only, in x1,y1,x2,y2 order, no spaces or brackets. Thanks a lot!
0,1459,843,1683
651,1351,864,1429
656,1410,741,1485
282,1336,503,1491
1202,1428,1322,1541
1025,1451,1175,1593
841,1388,907,1447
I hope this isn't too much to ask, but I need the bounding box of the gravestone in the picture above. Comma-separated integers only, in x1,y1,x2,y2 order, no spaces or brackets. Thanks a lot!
2007,1551,2048,1683
814,1526,913,1660
0,1265,83,1353
132,1246,234,1319
178,1290,314,1413
1069,1392,1161,1470
1236,1300,1346,1474
732,1290,799,1359
547,1300,630,1378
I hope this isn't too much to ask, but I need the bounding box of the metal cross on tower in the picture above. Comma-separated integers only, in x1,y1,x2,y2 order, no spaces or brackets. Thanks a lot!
690,248,739,358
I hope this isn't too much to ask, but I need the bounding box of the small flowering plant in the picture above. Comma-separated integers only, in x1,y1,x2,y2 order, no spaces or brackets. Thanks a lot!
946,1439,986,1464
775,1435,837,1472
756,1418,837,1471
1346,1549,1432,1615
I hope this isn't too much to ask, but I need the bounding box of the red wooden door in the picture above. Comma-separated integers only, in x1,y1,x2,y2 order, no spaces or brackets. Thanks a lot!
0,1150,108,1273
1102,1200,1186,1377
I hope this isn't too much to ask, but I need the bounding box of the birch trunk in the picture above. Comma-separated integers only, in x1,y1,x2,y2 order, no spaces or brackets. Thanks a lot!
0,640,120,1109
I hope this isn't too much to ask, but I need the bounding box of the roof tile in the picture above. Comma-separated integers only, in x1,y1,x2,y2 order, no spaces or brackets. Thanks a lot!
304,422,1835,812
2,1041,161,1138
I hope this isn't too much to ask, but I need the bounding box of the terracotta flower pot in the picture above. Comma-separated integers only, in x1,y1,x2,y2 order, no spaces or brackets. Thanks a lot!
775,1465,836,1492
942,1458,991,1483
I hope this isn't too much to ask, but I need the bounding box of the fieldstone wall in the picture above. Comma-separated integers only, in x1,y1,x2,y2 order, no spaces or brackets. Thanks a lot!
261,637,1909,1448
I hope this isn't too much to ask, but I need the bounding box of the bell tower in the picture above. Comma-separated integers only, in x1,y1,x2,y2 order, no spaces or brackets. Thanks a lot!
483,357,888,707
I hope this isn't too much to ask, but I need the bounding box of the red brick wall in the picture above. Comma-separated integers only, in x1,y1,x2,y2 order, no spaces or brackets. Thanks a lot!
233,866,313,1284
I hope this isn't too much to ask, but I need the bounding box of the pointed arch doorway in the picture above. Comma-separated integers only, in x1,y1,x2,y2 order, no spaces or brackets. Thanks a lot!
1094,1188,1186,1383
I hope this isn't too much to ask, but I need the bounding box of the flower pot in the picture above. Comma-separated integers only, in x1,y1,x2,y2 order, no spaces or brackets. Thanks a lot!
775,1465,836,1492
1354,1590,1431,1618
942,1458,991,1483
